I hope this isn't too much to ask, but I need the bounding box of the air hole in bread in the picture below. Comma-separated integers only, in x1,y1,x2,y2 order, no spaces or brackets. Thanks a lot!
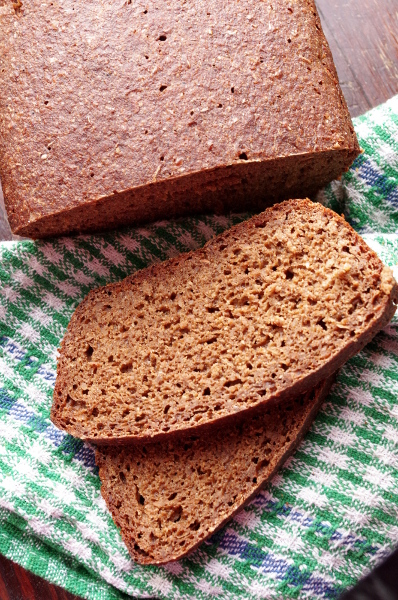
206,306,219,313
257,458,270,471
224,379,242,388
85,345,93,361
134,543,149,557
170,506,182,522
189,520,200,531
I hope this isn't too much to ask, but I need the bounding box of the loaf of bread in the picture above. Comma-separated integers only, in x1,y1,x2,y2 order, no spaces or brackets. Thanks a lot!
51,200,398,443
96,377,334,564
0,0,359,238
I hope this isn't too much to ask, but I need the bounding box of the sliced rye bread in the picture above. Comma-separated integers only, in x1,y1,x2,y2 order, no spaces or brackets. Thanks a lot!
51,199,398,443
96,376,335,564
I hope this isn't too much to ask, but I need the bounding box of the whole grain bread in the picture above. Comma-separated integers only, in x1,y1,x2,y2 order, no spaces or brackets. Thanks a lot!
51,200,398,443
0,0,359,238
96,376,334,564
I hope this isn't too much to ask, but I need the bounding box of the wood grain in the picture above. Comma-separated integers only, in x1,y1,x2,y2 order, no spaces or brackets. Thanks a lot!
0,0,397,598
0,553,81,600
316,0,398,117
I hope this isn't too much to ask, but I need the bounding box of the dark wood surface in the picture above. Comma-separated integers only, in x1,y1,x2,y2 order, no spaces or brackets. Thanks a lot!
0,553,80,600
1,0,397,598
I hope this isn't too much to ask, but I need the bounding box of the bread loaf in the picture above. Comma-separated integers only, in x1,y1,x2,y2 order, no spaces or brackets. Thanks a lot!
0,0,359,238
96,377,334,564
51,200,398,443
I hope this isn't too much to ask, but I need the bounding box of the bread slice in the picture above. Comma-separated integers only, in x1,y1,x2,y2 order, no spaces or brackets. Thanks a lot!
96,376,334,564
0,0,359,238
51,200,398,443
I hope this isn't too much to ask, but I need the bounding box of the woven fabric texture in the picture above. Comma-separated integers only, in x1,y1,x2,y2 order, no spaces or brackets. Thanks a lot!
0,95,398,600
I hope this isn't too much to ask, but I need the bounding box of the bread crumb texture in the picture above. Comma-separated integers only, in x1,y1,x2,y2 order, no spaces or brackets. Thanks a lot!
0,0,359,237
51,200,398,442
96,379,332,564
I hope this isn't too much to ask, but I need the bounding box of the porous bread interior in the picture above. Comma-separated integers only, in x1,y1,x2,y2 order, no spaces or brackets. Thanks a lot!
52,199,397,442
96,381,328,564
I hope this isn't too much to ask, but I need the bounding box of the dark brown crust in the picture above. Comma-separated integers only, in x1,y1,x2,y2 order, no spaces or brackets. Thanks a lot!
11,149,359,239
51,199,398,444
96,375,335,564
0,0,359,238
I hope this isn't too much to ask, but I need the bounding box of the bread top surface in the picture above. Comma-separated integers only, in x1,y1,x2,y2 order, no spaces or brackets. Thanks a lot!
51,200,398,442
96,377,332,564
0,0,358,231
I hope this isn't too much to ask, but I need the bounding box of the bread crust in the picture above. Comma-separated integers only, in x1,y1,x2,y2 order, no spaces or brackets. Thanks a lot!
96,376,335,564
51,199,398,443
0,0,359,238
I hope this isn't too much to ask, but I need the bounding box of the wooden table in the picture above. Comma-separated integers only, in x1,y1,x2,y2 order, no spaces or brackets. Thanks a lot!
1,0,397,598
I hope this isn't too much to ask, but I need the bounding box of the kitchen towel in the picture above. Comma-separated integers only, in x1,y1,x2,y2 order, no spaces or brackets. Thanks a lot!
0,95,397,600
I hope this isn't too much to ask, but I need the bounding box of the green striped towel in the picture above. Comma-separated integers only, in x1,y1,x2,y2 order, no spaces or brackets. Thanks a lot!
0,95,397,600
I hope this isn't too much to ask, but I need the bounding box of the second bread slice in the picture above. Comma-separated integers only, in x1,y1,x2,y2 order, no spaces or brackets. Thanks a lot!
96,377,334,564
51,199,398,443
